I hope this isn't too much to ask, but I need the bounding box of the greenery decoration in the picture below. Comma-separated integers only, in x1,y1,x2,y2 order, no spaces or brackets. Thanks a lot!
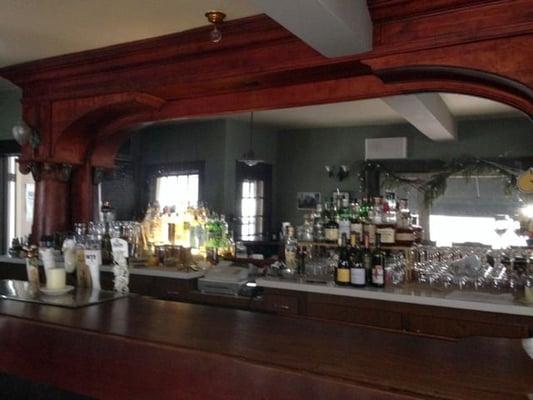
358,158,521,208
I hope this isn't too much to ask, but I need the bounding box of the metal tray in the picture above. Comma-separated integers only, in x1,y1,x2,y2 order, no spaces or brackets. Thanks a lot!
0,279,128,308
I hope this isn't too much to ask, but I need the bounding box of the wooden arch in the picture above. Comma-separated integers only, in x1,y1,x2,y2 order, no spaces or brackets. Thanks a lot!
0,1,531,241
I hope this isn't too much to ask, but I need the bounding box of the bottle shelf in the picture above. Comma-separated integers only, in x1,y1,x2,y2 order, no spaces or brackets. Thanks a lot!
297,241,413,251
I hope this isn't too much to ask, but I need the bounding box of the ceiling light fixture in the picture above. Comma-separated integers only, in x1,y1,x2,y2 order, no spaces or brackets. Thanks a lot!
205,10,226,43
240,112,263,167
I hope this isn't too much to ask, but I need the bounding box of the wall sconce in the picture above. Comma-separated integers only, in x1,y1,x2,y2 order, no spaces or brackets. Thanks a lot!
325,165,350,181
12,121,40,149
205,10,226,43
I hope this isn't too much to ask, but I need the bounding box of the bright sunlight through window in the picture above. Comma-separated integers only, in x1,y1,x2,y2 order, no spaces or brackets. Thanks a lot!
156,174,199,211
241,179,264,240
429,215,524,248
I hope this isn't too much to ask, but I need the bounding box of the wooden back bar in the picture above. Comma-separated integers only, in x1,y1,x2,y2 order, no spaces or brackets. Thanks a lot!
0,296,532,399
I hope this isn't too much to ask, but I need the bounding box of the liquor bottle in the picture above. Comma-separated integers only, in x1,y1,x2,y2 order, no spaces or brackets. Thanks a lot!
396,198,415,246
324,208,339,243
349,233,365,287
338,198,351,239
363,197,376,246
312,203,325,242
362,231,373,285
376,195,396,245
335,233,350,286
297,246,307,276
349,200,363,239
372,233,385,288
284,226,298,270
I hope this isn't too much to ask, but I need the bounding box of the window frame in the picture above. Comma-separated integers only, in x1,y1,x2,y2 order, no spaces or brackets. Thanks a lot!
144,161,205,210
235,161,272,241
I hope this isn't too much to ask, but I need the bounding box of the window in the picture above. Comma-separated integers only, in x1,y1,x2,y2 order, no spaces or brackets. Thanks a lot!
388,172,527,247
429,215,523,248
240,179,264,240
6,156,35,249
156,173,199,211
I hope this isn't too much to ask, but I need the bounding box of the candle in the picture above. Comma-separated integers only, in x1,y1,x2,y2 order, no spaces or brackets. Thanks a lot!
525,286,533,304
46,268,66,289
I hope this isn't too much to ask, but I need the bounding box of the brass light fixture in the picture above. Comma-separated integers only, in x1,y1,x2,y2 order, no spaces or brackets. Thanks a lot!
205,10,226,43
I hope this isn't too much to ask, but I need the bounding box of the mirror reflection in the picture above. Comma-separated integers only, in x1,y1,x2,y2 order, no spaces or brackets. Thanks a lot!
100,92,532,251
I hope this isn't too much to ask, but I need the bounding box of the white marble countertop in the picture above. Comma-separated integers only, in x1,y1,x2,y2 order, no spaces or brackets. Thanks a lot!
256,277,533,317
0,256,203,280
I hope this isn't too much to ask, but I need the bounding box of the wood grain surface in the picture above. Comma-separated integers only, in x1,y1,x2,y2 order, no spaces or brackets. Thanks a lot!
0,296,531,399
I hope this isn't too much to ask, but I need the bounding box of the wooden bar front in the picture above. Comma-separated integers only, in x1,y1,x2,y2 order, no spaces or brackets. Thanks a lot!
0,296,532,399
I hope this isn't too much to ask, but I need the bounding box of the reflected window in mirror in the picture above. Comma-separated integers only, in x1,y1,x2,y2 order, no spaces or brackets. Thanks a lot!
390,171,528,248
241,179,264,240
156,173,199,211
236,161,272,241
143,161,205,216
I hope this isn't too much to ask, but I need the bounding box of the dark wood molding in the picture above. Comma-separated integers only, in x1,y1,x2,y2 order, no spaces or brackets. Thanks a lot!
0,0,529,241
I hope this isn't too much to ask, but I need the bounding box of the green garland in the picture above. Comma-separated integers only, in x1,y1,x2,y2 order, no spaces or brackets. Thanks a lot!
359,158,520,208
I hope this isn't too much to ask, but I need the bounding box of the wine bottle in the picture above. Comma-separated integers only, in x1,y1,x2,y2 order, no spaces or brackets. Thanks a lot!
372,233,385,288
335,233,351,286
349,233,365,287
362,231,373,285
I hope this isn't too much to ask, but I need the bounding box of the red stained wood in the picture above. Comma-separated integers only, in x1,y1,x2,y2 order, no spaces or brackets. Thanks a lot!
0,1,530,242
0,297,532,399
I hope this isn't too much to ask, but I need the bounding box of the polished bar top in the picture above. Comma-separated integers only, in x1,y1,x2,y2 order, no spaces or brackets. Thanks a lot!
0,255,203,279
257,277,533,316
0,295,532,399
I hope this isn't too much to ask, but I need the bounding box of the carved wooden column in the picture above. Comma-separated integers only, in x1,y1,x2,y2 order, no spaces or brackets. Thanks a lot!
19,161,72,243
70,162,98,225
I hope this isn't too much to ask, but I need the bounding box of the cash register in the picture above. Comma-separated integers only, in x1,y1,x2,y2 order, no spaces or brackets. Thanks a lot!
198,261,252,296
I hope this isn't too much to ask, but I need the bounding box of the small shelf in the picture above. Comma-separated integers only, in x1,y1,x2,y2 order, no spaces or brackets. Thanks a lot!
297,241,412,251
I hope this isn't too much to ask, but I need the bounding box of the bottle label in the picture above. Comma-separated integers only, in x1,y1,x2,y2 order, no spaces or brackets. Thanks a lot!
336,268,350,283
396,232,415,242
377,228,395,244
350,268,365,285
364,225,376,245
372,265,384,285
285,251,297,268
339,221,350,236
351,223,363,236
111,238,129,263
324,228,338,242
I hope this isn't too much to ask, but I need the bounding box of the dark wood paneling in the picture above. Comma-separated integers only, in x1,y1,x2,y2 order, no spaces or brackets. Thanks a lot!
0,1,530,242
1,297,532,399
403,313,529,338
307,302,403,330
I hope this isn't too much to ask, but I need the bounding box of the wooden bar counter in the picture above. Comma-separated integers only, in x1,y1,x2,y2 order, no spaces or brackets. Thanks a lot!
0,295,532,400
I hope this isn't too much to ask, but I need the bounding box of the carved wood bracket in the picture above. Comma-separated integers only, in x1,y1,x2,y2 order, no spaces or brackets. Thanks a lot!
18,160,72,182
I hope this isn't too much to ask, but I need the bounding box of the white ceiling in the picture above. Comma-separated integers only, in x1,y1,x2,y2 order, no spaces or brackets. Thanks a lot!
0,2,525,128
223,94,522,129
0,0,261,68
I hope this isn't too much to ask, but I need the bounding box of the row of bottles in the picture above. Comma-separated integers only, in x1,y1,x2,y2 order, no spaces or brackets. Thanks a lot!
141,202,232,255
335,232,385,288
297,192,422,247
283,226,396,289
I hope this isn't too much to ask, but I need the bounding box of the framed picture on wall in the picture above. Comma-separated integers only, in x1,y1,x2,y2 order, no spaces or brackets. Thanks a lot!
297,192,321,210
332,191,350,204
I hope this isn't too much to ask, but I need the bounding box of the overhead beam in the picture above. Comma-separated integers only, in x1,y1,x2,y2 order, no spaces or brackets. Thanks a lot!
252,0,372,58
383,93,457,141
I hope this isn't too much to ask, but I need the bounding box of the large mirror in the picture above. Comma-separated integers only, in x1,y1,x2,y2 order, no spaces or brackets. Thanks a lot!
100,92,532,250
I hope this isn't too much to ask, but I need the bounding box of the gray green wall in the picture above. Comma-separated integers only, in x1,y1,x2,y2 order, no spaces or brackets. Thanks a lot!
139,119,278,221
127,115,532,235
0,89,21,141
275,117,533,227
140,119,227,212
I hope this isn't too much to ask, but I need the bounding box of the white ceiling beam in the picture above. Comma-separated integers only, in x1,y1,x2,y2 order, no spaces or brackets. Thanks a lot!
252,0,372,58
383,93,458,141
